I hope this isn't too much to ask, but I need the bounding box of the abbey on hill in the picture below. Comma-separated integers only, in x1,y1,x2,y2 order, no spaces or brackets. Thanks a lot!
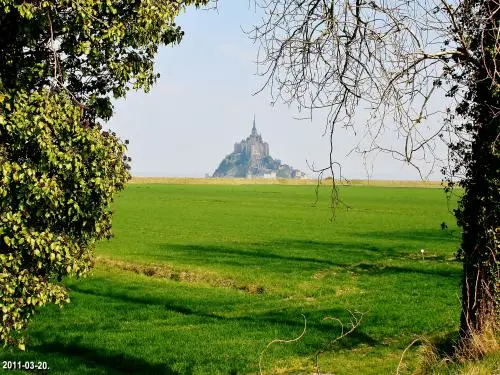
212,117,306,179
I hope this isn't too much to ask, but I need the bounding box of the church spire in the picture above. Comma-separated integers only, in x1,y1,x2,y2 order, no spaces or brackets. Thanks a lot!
251,114,257,136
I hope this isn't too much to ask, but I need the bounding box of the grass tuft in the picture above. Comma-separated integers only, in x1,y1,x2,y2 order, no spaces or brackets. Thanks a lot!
409,324,500,375
458,323,500,360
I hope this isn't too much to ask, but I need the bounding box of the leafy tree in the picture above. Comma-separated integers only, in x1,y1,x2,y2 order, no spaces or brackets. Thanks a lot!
0,0,209,349
251,0,498,347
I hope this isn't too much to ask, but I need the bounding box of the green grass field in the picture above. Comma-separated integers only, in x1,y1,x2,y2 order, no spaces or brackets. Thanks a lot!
0,183,483,374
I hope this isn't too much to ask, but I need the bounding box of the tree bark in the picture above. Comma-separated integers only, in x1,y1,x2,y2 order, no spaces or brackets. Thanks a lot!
458,65,499,341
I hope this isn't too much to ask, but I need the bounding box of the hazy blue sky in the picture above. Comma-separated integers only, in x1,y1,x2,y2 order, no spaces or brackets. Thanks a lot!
106,2,445,180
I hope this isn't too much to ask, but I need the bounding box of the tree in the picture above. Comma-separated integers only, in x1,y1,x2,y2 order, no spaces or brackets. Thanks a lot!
0,0,209,349
251,0,498,347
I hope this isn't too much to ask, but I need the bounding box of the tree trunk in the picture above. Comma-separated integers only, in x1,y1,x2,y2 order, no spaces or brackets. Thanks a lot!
457,86,499,343
456,0,499,344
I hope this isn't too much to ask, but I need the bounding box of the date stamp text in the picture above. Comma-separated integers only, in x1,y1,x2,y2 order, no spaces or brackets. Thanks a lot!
3,361,49,371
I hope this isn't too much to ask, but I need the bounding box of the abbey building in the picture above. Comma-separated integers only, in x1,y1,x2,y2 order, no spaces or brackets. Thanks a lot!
212,117,306,179
233,117,270,159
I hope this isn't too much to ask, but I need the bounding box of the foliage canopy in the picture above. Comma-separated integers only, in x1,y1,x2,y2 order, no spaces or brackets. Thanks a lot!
0,0,209,349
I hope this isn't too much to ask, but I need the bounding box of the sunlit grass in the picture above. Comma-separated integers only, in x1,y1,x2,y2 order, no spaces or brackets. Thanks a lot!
1,183,472,374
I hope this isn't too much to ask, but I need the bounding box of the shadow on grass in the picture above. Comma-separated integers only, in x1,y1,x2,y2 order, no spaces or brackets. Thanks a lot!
159,242,338,269
155,239,460,278
354,228,460,244
352,262,460,278
159,227,458,259
432,330,460,357
67,284,378,350
35,340,185,375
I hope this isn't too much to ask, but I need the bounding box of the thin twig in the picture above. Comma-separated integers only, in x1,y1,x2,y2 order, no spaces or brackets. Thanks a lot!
315,309,366,375
396,337,430,375
259,314,307,375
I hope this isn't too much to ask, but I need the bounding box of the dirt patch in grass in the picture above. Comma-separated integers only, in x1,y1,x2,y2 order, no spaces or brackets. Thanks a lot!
335,285,361,296
312,269,338,280
96,256,265,294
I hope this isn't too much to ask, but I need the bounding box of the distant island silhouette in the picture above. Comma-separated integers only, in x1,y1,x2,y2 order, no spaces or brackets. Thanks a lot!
213,116,306,179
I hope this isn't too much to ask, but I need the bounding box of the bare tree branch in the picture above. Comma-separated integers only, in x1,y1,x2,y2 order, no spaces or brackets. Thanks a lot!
249,0,498,183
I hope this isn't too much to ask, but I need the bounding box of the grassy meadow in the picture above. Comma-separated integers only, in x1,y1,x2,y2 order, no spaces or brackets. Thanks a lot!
2,181,489,374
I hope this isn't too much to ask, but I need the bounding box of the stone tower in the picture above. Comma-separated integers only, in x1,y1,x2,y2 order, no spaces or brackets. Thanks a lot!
251,114,258,137
233,116,269,158
213,116,306,178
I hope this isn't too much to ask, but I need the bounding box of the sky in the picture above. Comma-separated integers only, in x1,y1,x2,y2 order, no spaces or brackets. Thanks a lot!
106,2,446,181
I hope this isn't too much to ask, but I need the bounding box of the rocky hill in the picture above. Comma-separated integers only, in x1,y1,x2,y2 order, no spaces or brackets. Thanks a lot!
212,118,305,179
